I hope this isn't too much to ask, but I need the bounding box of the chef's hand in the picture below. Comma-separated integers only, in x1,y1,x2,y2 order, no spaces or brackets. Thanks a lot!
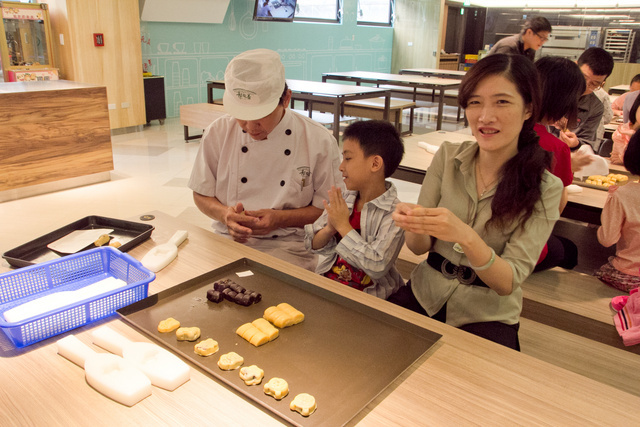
324,186,351,237
243,209,281,235
223,203,257,243
559,130,580,148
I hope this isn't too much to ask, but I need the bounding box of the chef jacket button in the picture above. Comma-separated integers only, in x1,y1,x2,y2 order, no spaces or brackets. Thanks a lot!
241,146,248,153
285,129,292,135
272,235,278,238
241,177,247,183
284,149,291,156
280,180,285,186
242,130,247,133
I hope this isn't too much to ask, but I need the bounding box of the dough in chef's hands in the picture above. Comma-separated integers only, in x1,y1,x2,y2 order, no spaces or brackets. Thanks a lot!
194,338,219,356
264,377,289,400
217,352,244,370
239,365,264,385
176,327,200,341
157,317,180,333
290,393,317,417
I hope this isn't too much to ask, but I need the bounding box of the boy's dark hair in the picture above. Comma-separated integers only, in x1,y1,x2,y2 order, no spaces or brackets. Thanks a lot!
342,120,404,178
577,47,614,78
535,56,585,126
624,128,640,175
522,16,552,35
630,74,640,86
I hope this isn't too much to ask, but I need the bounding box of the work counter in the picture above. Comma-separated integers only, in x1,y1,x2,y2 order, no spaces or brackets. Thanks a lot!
1,211,639,425
0,80,112,200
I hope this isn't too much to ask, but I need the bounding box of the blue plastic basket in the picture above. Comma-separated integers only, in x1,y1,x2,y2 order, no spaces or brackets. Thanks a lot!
0,246,155,348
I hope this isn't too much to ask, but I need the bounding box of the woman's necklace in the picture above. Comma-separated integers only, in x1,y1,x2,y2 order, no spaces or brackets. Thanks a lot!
476,161,498,198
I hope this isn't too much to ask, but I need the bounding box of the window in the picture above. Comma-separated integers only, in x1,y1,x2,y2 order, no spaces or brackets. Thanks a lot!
357,0,393,26
294,0,341,23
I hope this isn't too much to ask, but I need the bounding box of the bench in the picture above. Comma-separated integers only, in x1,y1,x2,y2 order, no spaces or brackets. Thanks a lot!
308,97,416,135
379,84,464,122
179,103,226,142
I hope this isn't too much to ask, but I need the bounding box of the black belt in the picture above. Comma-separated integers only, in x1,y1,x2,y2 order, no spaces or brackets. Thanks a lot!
427,252,489,288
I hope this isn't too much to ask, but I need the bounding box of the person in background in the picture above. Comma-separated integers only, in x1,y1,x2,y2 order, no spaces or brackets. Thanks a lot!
611,92,640,164
611,74,640,117
533,56,585,272
595,131,640,292
552,47,614,152
487,16,552,61
188,49,343,271
305,120,406,300
594,86,614,143
389,54,563,350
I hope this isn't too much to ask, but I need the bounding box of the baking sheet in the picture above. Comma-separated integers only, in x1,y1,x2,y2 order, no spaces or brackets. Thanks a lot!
3,216,154,268
118,258,441,427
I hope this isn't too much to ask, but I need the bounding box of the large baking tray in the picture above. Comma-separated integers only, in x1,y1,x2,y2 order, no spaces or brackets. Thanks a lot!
118,258,441,426
3,216,154,268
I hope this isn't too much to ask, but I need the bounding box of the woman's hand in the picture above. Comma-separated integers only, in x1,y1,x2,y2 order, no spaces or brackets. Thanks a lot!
394,203,469,243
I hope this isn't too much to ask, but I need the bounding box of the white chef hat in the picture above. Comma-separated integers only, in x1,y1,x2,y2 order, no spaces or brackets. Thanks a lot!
223,49,286,121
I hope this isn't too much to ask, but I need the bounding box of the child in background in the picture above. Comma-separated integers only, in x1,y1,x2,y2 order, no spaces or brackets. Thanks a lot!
595,131,640,291
304,120,405,299
611,93,640,164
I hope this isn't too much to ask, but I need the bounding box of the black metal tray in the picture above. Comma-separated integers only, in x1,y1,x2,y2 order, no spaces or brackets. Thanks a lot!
2,215,154,268
118,258,441,427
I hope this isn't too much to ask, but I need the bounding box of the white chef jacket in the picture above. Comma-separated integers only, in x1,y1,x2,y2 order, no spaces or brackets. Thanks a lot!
188,108,344,269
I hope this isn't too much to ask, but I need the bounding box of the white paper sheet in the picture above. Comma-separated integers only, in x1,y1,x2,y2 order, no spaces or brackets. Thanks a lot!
46,229,114,254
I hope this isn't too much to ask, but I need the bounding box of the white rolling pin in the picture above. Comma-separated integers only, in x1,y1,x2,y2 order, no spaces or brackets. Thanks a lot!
56,335,152,407
90,325,190,391
140,230,188,272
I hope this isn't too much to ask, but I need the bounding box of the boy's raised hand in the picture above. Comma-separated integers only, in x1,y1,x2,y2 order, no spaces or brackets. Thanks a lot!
323,186,352,237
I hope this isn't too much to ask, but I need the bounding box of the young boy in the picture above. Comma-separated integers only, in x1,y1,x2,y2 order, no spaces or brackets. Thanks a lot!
304,120,405,299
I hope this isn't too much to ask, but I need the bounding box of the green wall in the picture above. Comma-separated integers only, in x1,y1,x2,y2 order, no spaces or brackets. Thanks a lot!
141,0,394,118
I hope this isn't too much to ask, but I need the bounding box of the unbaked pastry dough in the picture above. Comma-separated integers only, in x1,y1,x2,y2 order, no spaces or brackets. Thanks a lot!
194,338,219,356
263,303,304,328
290,393,317,416
175,327,201,341
236,318,280,347
217,352,244,370
157,317,180,333
264,377,289,400
239,365,264,386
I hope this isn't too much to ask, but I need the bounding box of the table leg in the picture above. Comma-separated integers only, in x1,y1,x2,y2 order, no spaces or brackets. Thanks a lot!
437,89,445,130
333,100,341,142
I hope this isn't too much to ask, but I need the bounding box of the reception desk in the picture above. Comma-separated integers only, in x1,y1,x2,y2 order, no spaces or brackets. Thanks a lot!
0,80,112,200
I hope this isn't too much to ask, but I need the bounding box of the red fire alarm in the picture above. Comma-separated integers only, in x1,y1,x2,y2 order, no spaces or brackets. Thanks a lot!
93,33,104,47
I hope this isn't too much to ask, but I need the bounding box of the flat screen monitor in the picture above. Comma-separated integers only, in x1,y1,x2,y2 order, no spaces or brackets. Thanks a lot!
253,0,297,22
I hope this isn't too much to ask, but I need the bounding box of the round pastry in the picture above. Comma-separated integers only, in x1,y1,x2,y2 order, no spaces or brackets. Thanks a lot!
157,317,180,333
194,338,219,356
239,365,264,385
217,351,244,370
176,326,201,341
264,377,289,400
290,393,317,416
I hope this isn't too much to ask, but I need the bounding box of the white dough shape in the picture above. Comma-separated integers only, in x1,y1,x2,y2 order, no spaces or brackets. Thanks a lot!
90,326,190,391
56,335,151,407
141,230,188,272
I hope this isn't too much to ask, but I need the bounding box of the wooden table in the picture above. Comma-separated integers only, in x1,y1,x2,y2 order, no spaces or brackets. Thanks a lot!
399,67,466,80
322,71,461,131
207,79,390,142
394,131,609,224
1,210,639,425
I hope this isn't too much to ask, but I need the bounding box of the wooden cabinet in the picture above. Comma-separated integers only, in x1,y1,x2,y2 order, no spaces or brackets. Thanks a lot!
143,76,166,124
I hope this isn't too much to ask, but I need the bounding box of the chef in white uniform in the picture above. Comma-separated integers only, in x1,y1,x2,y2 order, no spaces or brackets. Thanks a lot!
188,49,343,271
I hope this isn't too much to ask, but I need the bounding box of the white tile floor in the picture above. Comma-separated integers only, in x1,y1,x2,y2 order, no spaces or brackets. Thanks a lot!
2,111,467,269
